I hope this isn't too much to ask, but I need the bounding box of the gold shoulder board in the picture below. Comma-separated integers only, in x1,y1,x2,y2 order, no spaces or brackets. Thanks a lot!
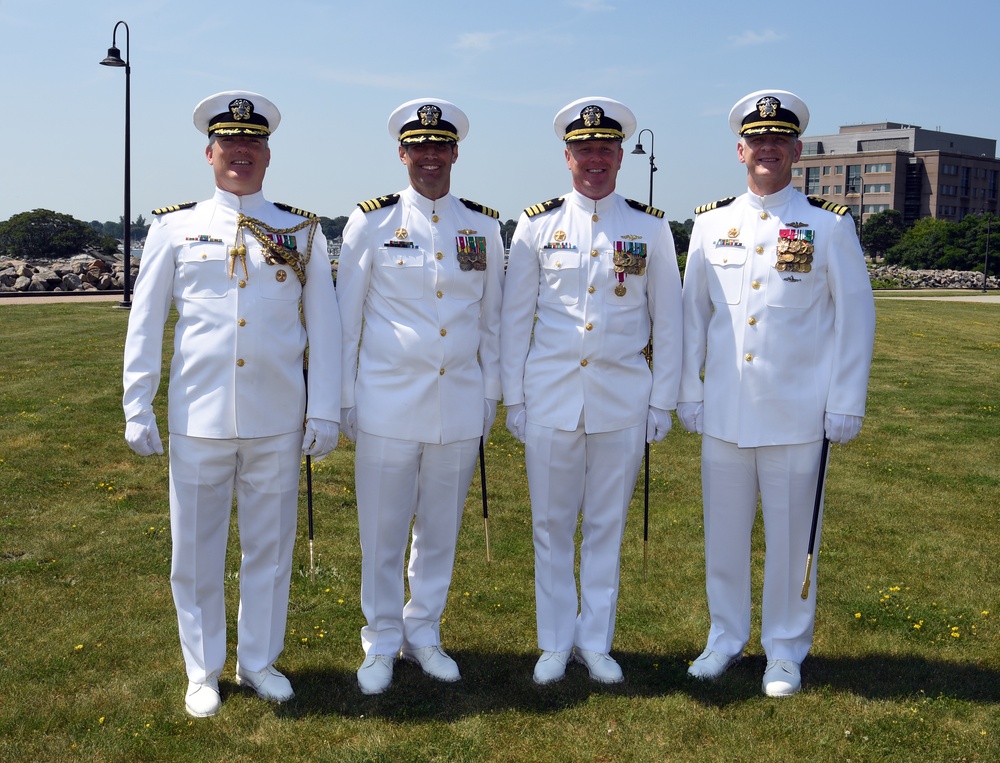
151,201,196,216
808,196,851,216
275,202,319,218
357,194,401,213
460,198,500,219
694,196,736,215
524,197,565,218
625,198,665,218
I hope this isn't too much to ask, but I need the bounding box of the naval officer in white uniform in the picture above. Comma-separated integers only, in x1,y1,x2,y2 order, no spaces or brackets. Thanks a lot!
679,89,875,696
122,91,341,717
337,98,503,695
500,97,683,685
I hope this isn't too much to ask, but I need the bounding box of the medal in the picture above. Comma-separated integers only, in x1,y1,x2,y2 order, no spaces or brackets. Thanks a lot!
615,282,627,296
275,269,287,282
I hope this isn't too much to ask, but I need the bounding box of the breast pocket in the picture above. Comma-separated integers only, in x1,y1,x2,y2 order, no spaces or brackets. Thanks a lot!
177,242,229,299
376,246,425,299
539,248,581,306
765,265,817,308
706,247,748,305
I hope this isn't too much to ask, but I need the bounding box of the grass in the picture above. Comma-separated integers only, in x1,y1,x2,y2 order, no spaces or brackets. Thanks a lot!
0,298,997,762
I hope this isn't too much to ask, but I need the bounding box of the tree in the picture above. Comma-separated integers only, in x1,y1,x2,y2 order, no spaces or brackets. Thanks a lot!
0,209,119,260
319,215,349,242
860,209,904,260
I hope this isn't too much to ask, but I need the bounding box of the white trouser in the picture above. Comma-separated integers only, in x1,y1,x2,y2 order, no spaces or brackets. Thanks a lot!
525,419,645,654
355,431,480,656
168,432,301,683
700,435,827,664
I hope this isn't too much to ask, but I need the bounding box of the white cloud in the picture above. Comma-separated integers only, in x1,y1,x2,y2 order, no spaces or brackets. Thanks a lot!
729,29,786,46
454,32,504,52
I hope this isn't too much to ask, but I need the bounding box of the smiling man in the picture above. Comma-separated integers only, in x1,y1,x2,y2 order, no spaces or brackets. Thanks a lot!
336,98,503,695
500,97,682,685
122,91,341,717
679,89,876,697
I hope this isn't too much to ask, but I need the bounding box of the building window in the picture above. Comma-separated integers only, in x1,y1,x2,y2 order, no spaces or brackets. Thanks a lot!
835,166,844,175
941,185,957,196
990,170,998,199
864,163,892,173
822,186,830,195
863,204,889,214
834,185,843,194
960,167,971,196
863,183,891,193
792,167,804,177
942,164,959,175
806,167,820,195
822,166,831,175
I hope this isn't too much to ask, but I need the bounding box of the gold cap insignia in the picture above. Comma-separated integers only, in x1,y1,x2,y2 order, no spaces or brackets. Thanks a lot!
230,98,253,121
418,104,442,127
581,105,604,127
756,96,780,119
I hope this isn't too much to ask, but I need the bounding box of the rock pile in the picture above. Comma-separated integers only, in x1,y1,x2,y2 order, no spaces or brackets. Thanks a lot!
0,253,132,293
868,264,998,290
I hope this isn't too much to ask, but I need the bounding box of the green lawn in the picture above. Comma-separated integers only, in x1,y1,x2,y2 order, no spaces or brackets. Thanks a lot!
0,298,996,762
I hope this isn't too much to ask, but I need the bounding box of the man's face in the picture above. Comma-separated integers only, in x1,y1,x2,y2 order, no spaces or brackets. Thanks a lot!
399,141,458,200
564,139,623,200
737,132,802,195
206,135,270,196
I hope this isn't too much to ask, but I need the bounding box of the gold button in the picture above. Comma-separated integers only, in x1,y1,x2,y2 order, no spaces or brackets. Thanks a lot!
755,245,764,254
436,291,443,298
555,261,562,268
588,286,596,294
760,212,768,220
591,249,599,257
439,368,446,375
723,257,728,263
745,354,753,362
238,280,246,288
436,252,444,260
585,323,593,331
238,318,246,327
432,214,439,223
201,253,207,260
592,214,599,222
237,359,245,367
580,359,588,367
752,281,761,289
748,317,757,326
440,329,447,336
398,259,403,265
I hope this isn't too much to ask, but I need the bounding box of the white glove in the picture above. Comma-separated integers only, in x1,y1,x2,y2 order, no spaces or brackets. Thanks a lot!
484,399,498,441
825,412,863,444
676,401,704,434
302,418,339,461
340,407,358,442
646,406,672,443
125,412,163,457
505,403,526,443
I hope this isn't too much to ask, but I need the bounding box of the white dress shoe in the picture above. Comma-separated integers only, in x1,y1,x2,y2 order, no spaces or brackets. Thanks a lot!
687,648,741,680
763,659,801,697
532,650,571,685
572,648,624,684
235,663,294,702
400,645,461,682
357,653,395,695
185,678,221,718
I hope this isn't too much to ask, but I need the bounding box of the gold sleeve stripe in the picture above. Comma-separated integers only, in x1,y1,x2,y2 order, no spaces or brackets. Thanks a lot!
357,194,401,213
625,198,665,218
808,196,851,216
460,198,500,219
524,197,565,218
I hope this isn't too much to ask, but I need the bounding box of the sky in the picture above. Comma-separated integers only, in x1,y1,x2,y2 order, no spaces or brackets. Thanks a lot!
2,0,999,229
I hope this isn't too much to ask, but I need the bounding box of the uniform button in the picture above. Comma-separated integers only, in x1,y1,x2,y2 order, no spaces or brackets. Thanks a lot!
755,245,764,254
760,211,769,220
580,359,588,367
436,252,444,260
585,322,593,331
238,318,246,327
591,249,599,257
238,280,247,288
398,259,404,265
588,286,596,294
440,328,447,336
745,353,753,362
439,368,446,375
723,257,728,263
555,261,562,268
201,253,208,260
237,359,245,367
748,317,757,326
752,280,761,289
436,291,443,298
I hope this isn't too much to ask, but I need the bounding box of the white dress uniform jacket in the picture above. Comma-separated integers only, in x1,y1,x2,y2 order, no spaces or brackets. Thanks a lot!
338,186,503,443
501,189,682,429
123,188,341,434
680,184,875,446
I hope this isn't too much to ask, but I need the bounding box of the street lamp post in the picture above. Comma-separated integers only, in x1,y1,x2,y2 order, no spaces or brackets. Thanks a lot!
983,212,991,293
631,128,657,207
851,173,865,243
100,20,132,308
